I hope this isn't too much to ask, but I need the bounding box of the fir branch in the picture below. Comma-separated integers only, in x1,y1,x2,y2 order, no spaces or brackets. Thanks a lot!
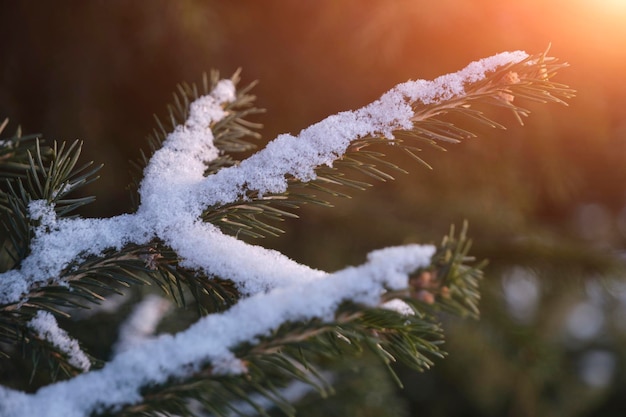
0,119,44,187
201,50,574,239
128,70,264,209
380,221,485,320
1,244,438,416
0,123,48,272
0,50,572,416
0,49,571,307
110,231,481,416
23,140,101,217
0,139,101,273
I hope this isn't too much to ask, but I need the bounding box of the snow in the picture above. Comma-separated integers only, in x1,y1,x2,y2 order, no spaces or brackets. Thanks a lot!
0,50,527,306
0,245,434,417
0,51,528,416
196,51,528,206
112,295,172,355
4,214,146,304
28,200,57,228
164,221,327,294
382,299,415,316
28,311,91,372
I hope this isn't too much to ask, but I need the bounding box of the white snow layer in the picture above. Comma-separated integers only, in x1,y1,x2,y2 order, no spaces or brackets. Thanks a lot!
1,244,435,417
28,311,91,372
0,51,528,416
112,294,172,356
0,50,526,304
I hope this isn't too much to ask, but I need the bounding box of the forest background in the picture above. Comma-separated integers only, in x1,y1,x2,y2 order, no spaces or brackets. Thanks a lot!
1,1,626,416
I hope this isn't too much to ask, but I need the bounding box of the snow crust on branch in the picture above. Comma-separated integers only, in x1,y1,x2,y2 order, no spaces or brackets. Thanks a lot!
0,51,529,416
0,50,526,305
0,244,435,417
112,294,172,356
28,311,91,372
197,51,528,206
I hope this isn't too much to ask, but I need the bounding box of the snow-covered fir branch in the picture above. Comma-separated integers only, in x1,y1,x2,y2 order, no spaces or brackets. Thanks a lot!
0,244,435,417
195,51,529,205
0,50,528,305
27,311,91,372
0,50,547,416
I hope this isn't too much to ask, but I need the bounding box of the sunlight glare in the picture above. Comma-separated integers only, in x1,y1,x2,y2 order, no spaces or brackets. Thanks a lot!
586,0,626,14
603,0,626,9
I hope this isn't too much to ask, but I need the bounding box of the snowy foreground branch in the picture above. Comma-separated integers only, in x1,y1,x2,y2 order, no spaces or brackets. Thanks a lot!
0,50,540,416
0,50,529,304
0,245,434,417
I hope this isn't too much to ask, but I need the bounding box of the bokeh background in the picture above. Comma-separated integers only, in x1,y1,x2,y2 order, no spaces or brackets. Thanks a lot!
2,1,626,416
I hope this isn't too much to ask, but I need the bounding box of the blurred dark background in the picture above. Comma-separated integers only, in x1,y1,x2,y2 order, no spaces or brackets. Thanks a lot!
2,1,626,416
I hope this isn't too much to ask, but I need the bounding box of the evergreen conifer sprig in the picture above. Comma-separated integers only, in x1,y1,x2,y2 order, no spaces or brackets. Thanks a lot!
0,123,47,268
129,70,264,210
200,51,573,239
0,119,49,187
0,50,572,417
112,225,481,417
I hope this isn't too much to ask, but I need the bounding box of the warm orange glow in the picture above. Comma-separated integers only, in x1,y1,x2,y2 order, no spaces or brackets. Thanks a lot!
596,0,626,12
528,0,626,73
574,0,626,19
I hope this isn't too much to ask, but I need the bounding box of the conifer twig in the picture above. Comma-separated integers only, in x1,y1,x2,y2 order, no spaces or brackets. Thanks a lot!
0,49,572,417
